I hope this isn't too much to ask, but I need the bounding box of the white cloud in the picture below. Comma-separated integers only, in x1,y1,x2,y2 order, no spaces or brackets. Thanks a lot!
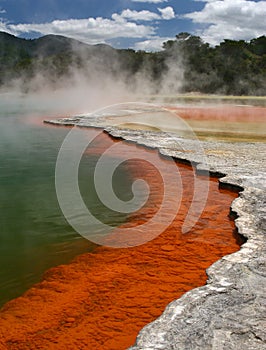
112,9,160,22
0,9,6,14
112,8,175,22
1,6,176,47
0,20,6,31
158,6,175,20
131,0,168,3
5,17,155,45
133,36,171,51
184,0,266,45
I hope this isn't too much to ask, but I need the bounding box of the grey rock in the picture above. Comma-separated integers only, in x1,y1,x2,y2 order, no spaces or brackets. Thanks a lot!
45,115,266,349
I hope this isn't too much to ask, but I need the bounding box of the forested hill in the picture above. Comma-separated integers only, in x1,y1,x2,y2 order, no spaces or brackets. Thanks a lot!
0,31,265,95
0,31,117,87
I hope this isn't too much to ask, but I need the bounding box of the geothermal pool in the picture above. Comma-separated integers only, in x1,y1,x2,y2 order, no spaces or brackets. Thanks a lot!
0,94,132,306
0,129,243,350
0,94,264,349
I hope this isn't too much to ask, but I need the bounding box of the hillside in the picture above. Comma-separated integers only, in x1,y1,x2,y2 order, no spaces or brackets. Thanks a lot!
0,31,265,95
0,32,119,88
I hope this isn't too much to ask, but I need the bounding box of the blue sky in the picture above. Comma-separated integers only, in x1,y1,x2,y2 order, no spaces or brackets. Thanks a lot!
0,0,265,50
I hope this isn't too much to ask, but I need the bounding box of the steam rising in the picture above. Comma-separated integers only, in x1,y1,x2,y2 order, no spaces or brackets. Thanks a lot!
0,37,186,114
1,32,265,115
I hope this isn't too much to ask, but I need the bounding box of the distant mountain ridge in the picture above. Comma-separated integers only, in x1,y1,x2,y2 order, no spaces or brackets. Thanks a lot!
0,31,114,56
0,31,265,95
0,31,122,89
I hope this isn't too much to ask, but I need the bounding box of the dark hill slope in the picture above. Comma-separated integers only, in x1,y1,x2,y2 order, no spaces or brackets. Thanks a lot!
0,31,265,95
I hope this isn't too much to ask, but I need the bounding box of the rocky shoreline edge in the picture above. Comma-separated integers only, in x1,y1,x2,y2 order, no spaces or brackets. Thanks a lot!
108,128,265,350
45,113,266,349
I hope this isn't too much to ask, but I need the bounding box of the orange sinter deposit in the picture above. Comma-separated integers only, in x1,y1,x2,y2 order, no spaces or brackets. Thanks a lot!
0,131,243,350
168,105,266,122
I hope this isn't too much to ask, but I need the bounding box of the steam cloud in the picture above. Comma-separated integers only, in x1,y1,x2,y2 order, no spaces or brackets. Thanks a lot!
0,38,185,114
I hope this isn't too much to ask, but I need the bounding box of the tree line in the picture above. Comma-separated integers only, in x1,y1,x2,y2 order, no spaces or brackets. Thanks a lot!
0,31,265,95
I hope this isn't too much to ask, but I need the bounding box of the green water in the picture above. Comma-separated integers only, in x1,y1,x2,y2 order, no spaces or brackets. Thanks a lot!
0,93,131,307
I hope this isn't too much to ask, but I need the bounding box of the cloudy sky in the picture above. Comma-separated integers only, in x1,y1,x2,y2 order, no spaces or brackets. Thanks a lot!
0,0,265,51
